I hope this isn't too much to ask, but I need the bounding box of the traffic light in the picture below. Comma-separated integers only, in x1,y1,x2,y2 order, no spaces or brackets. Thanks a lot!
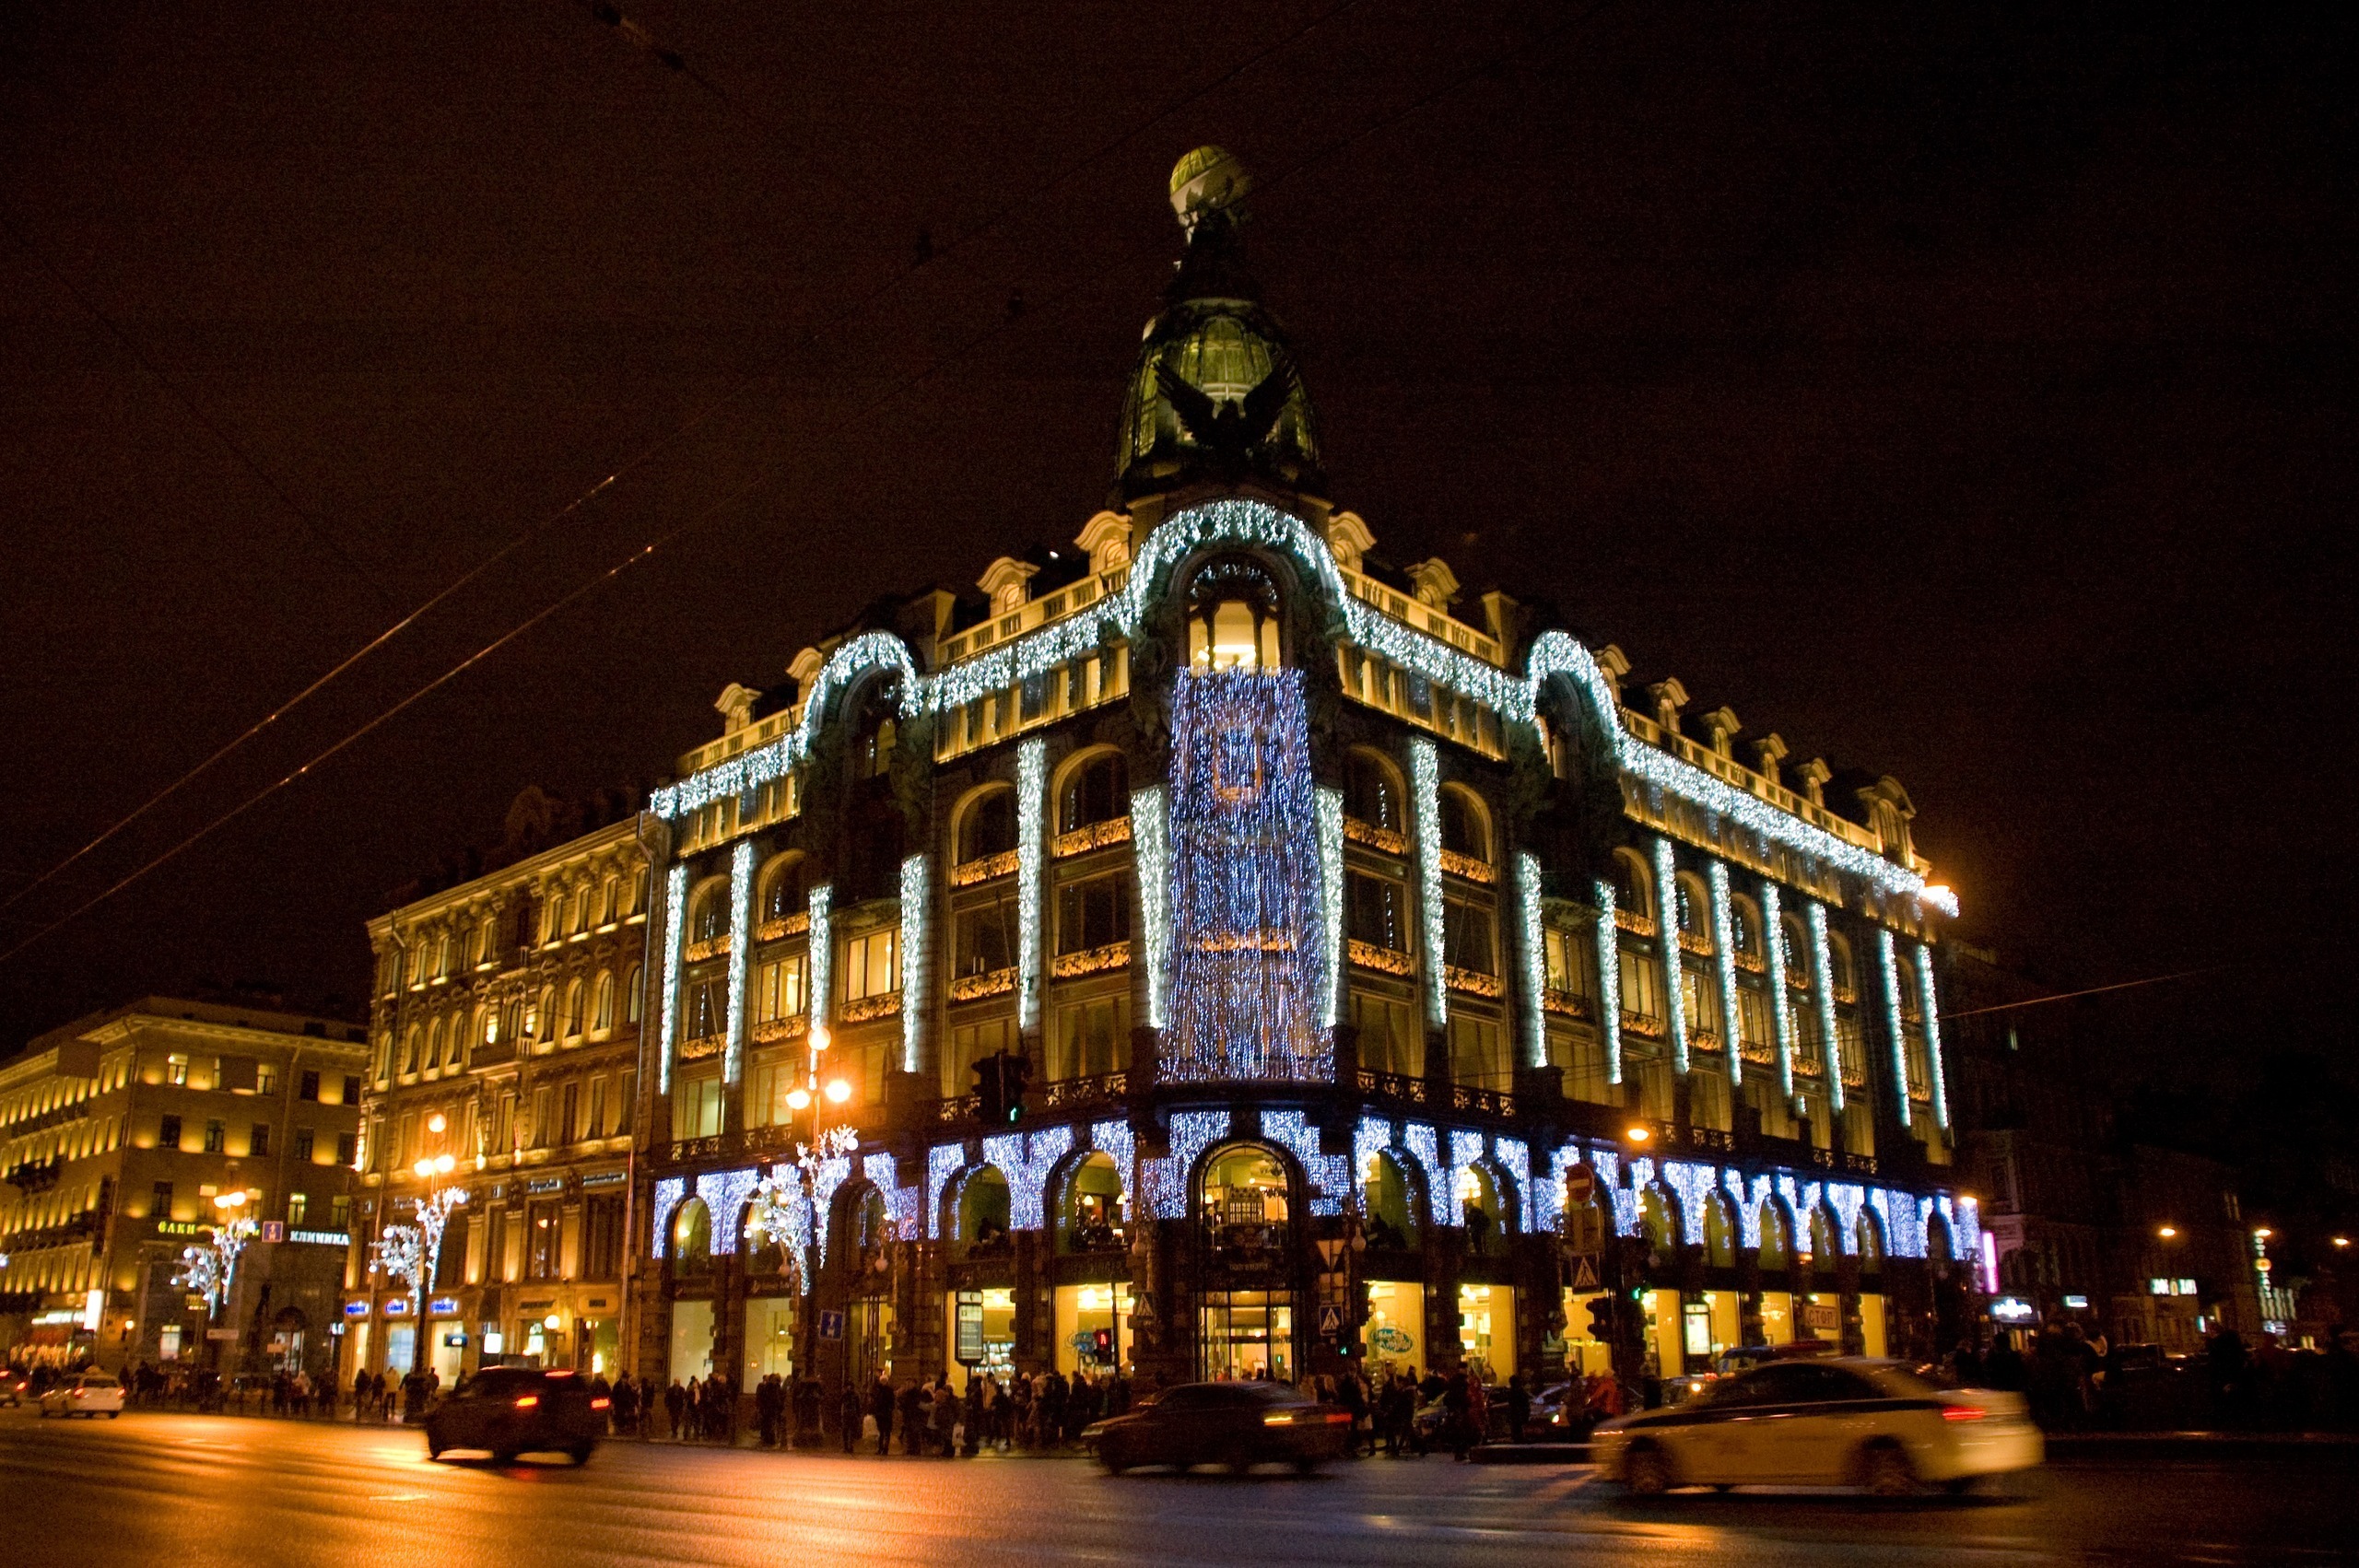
972,1051,1032,1126
1003,1053,1031,1124
1586,1297,1616,1341
1091,1328,1114,1364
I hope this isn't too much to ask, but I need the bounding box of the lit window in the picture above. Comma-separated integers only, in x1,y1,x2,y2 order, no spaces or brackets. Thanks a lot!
842,928,900,1002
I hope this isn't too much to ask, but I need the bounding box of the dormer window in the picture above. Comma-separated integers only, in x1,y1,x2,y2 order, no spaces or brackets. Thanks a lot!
1186,556,1282,673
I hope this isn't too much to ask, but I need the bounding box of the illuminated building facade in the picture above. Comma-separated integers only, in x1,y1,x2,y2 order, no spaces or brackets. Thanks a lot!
344,790,648,1384
628,150,1981,1407
0,995,366,1377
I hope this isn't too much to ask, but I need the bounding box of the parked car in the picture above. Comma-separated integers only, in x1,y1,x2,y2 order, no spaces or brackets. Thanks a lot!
423,1367,606,1464
1084,1381,1352,1474
1594,1357,2042,1496
38,1371,124,1418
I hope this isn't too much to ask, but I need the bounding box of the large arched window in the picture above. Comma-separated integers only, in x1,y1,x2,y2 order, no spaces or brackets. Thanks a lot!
957,1168,1012,1258
1059,752,1129,835
1731,895,1764,965
1438,785,1490,864
1674,874,1711,951
1637,1188,1678,1265
1060,1153,1125,1254
1458,1164,1509,1258
759,854,807,924
1362,1150,1422,1250
957,787,1016,865
1826,933,1857,999
1611,848,1654,927
1199,1144,1291,1254
1344,749,1402,835
1704,1195,1737,1269
671,1198,711,1279
688,882,729,944
1759,1201,1791,1270
1185,556,1283,673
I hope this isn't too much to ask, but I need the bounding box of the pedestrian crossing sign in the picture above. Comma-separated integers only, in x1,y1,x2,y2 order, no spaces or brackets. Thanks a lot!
1317,1305,1345,1337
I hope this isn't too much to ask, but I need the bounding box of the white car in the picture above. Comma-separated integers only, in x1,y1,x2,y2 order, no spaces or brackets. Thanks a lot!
39,1372,125,1419
1594,1357,2041,1496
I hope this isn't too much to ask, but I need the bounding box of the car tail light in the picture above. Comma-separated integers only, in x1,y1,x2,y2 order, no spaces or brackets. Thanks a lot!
591,1398,610,1410
513,1395,540,1409
1262,1412,1295,1426
1941,1404,1985,1422
1323,1412,1352,1424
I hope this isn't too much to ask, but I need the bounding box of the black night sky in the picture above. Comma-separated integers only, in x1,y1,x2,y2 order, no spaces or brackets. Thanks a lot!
2,4,2352,1144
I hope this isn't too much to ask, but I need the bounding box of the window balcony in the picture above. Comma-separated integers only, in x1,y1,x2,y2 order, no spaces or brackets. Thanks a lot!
949,850,1020,888
948,966,1017,1003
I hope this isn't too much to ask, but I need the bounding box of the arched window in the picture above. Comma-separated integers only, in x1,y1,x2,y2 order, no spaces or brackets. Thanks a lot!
1344,749,1402,835
759,854,806,924
957,788,1016,865
1731,896,1763,963
1611,848,1654,925
1458,1164,1509,1258
593,972,615,1032
957,1168,1012,1257
623,965,643,1025
1199,1144,1291,1255
1638,1188,1677,1261
1361,1150,1421,1249
1059,752,1129,835
856,1188,893,1254
1806,1207,1839,1270
1185,556,1283,673
1857,1211,1884,1274
1759,1201,1790,1270
1438,785,1489,864
689,882,728,944
426,1018,444,1072
564,979,585,1038
1704,1196,1737,1268
1675,874,1711,951
572,888,590,934
402,1025,423,1076
1826,933,1857,998
670,1198,711,1278
1060,1153,1125,1254
600,876,618,926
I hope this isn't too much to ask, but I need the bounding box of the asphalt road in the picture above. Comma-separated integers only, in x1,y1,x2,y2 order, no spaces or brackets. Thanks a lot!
3,1408,2353,1567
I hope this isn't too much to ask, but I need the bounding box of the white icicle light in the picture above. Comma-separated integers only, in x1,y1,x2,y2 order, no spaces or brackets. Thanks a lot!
1592,878,1623,1084
1130,785,1171,1030
1317,785,1345,1029
1877,927,1912,1129
724,839,755,1086
806,883,834,1031
645,497,1950,918
1708,860,1743,1087
1916,940,1950,1129
1762,880,1794,1100
1516,851,1547,1070
1807,900,1844,1115
1016,737,1046,1035
657,862,687,1094
900,853,930,1074
1655,837,1687,1074
1411,738,1447,1030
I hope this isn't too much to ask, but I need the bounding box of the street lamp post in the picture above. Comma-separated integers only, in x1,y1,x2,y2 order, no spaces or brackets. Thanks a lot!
369,1112,467,1397
173,1190,259,1380
747,1024,854,1445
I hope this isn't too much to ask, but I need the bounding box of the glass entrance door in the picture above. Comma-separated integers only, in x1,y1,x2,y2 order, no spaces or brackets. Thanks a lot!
1199,1291,1295,1382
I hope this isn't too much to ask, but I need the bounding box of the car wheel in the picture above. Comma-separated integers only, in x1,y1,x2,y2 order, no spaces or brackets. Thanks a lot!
568,1443,593,1466
1860,1444,1918,1498
1101,1457,1129,1476
492,1450,518,1466
1293,1457,1318,1477
1623,1444,1674,1496
106,1411,121,1420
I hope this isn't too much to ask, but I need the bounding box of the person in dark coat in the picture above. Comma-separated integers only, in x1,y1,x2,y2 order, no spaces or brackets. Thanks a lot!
664,1378,687,1440
1504,1374,1531,1444
839,1381,864,1454
868,1373,898,1456
897,1379,928,1456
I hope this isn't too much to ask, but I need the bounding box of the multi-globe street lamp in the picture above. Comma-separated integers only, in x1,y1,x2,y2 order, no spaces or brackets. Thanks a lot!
747,1023,854,1437
368,1111,468,1382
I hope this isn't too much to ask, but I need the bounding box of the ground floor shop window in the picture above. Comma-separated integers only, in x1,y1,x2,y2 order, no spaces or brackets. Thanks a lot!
1200,1291,1294,1382
1053,1281,1133,1375
743,1297,794,1388
851,1297,896,1388
1639,1290,1679,1378
1459,1283,1514,1380
1363,1280,1424,1379
1758,1291,1795,1344
384,1323,416,1373
1799,1292,1841,1343
670,1298,715,1381
947,1288,1015,1388
1857,1293,1887,1357
428,1322,464,1383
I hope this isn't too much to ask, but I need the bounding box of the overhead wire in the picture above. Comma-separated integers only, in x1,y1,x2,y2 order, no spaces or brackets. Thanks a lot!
3,0,1602,963
0,0,1367,924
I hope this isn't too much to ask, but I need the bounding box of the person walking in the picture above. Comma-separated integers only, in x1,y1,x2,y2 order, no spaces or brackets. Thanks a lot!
1442,1368,1475,1461
664,1378,687,1441
839,1380,864,1454
1504,1374,1531,1445
868,1372,897,1457
962,1375,984,1457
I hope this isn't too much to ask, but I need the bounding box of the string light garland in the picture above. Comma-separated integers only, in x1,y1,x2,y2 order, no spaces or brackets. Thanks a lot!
1661,1159,1719,1246
1410,739,1448,1029
657,863,687,1094
1807,901,1844,1114
1825,1180,1867,1256
1316,786,1345,1029
724,840,755,1086
1723,1169,1767,1249
1515,852,1546,1070
1262,1108,1348,1216
1166,671,1329,1082
1876,928,1912,1129
864,1151,918,1236
900,853,930,1074
809,1152,851,1264
1708,861,1743,1087
1402,1122,1450,1229
1654,837,1688,1074
925,1144,967,1240
1142,1109,1229,1219
1591,878,1623,1084
1016,739,1045,1035
983,1125,1074,1231
704,1166,760,1255
651,1175,687,1257
647,498,1951,919
1130,786,1172,1030
806,883,834,1032
1916,940,1951,1129
1494,1134,1534,1230
1762,882,1795,1101
1086,1118,1136,1222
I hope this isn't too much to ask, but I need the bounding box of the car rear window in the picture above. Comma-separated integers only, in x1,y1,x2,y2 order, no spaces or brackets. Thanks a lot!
80,1375,119,1387
464,1369,545,1398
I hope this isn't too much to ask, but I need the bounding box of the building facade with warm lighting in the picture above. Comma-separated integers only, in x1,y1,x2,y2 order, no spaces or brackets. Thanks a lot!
625,150,1983,1413
0,995,366,1378
343,790,649,1384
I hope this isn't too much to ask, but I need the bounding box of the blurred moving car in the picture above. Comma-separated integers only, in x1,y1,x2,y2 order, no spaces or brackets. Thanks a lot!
0,1370,29,1407
38,1371,124,1419
1085,1381,1352,1473
424,1367,605,1464
1594,1358,2042,1496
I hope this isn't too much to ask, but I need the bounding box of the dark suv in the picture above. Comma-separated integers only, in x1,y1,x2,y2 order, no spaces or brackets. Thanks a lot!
425,1367,606,1464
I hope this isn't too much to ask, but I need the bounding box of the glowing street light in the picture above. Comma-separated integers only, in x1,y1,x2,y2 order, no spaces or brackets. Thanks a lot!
2157,1224,2178,1240
1625,1125,1651,1144
825,1079,851,1105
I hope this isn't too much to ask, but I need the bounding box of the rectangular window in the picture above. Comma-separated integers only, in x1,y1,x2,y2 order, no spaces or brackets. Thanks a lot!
1543,924,1596,996
1345,871,1407,954
755,954,807,1022
527,1200,562,1280
944,1016,1017,1099
588,1077,607,1140
616,1071,635,1136
583,1194,624,1281
335,1132,358,1167
496,1093,515,1155
685,976,725,1041
842,928,900,1002
1054,994,1129,1080
1688,1068,1732,1132
203,1119,226,1154
298,1070,321,1102
158,1114,182,1151
1620,949,1664,1024
1555,1027,1612,1106
1350,992,1423,1078
293,1127,315,1162
1843,1100,1876,1158
1056,876,1132,956
954,898,1017,977
560,1082,580,1146
166,1054,189,1086
255,1062,279,1096
1441,894,1496,975
249,1123,270,1158
286,1192,308,1227
330,1195,352,1231
1447,1013,1506,1091
533,1087,553,1147
340,1074,362,1106
150,1180,174,1221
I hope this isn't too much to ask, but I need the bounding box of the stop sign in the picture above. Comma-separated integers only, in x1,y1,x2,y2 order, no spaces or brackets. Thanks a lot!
1564,1164,1596,1206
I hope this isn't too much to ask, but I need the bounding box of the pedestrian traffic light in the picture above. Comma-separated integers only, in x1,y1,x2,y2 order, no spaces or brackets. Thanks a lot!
1586,1297,1616,1341
1003,1053,1031,1123
1091,1328,1114,1363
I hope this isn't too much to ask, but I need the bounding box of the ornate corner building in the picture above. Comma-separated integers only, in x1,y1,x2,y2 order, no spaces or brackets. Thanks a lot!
627,149,1986,1403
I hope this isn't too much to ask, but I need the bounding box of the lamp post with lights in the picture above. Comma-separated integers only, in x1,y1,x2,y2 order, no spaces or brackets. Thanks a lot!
746,1023,856,1428
368,1111,468,1381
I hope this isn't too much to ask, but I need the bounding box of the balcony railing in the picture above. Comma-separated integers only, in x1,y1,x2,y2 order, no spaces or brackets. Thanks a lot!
1052,816,1132,858
755,912,810,943
1051,942,1132,979
948,967,1017,1003
1442,965,1502,1000
949,851,1020,888
1347,940,1415,977
1438,848,1496,884
1343,817,1408,856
